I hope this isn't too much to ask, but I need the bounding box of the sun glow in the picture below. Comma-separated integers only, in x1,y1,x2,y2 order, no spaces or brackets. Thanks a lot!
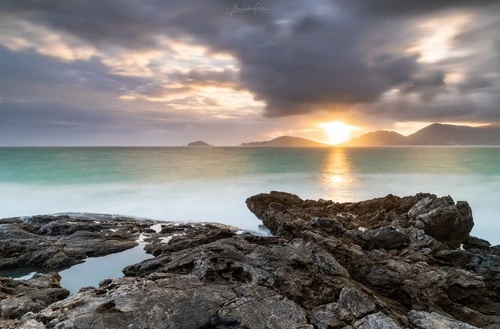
320,121,359,145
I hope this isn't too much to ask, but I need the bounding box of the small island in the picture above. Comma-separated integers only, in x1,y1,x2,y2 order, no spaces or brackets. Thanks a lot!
187,141,213,147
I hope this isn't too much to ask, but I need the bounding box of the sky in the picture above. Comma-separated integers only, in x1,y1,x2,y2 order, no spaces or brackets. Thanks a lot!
1,0,499,146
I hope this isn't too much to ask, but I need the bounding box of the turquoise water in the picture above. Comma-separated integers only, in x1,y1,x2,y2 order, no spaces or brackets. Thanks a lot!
1,244,154,294
0,147,499,244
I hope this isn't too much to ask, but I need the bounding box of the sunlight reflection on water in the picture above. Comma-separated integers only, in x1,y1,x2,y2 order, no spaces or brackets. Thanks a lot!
320,148,359,202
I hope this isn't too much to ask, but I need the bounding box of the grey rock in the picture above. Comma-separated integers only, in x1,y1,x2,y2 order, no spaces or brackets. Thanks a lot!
0,214,155,270
338,288,376,319
464,236,491,249
0,192,498,329
468,254,500,279
36,276,312,329
409,310,480,329
433,249,473,267
245,192,499,327
310,303,348,329
368,226,410,250
18,319,46,329
409,197,473,248
353,312,402,329
0,273,69,322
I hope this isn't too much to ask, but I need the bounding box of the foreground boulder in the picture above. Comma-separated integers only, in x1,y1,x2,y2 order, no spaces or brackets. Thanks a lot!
0,193,499,329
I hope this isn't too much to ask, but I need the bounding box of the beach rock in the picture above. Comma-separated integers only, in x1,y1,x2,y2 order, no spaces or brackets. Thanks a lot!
337,287,376,318
364,226,411,250
0,214,155,270
0,192,498,329
353,312,402,329
463,235,493,255
245,192,499,328
0,273,69,323
408,310,481,329
247,191,473,248
408,197,474,248
33,276,312,329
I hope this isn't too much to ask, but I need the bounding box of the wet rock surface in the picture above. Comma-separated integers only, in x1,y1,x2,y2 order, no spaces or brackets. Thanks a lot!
1,193,499,328
0,214,154,270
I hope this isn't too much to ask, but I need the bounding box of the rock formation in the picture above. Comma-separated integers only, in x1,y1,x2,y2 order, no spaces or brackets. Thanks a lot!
0,214,154,271
1,193,499,328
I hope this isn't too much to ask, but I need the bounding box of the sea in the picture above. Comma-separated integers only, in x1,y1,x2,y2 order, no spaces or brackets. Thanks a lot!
1,146,499,244
1,146,499,292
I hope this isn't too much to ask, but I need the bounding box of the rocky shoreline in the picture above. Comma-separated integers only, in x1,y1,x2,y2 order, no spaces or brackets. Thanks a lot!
1,192,499,328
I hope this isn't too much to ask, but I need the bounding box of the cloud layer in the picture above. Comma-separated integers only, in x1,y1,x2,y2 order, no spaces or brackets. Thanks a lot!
1,0,499,144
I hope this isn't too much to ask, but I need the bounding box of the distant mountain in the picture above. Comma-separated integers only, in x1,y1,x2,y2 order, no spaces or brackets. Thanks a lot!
241,136,327,147
407,123,500,145
344,131,406,146
344,123,500,146
187,141,212,147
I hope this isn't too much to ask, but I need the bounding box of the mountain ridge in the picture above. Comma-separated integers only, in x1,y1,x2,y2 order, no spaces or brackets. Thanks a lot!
345,130,407,146
241,136,327,147
344,123,500,146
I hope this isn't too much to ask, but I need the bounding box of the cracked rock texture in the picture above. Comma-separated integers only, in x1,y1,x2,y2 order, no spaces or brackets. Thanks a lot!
0,214,154,270
1,192,499,328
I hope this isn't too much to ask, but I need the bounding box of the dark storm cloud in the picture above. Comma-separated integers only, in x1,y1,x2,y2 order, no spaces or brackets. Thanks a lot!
0,0,422,116
405,71,445,90
401,71,447,101
0,45,150,94
458,77,494,93
1,0,500,124
342,0,499,16
0,0,240,49
0,101,117,129
375,92,500,123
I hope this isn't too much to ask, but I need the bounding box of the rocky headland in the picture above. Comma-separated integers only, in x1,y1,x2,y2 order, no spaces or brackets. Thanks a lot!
0,193,499,329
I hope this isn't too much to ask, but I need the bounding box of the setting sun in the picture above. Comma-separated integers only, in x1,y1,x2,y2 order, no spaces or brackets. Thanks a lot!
320,121,359,145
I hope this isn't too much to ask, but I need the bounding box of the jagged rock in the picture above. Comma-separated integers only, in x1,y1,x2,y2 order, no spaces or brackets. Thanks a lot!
464,236,491,249
245,192,499,328
407,196,474,248
337,287,376,318
0,192,498,329
468,254,500,280
0,214,155,270
365,226,411,250
463,236,493,255
18,319,46,329
247,191,473,248
0,273,69,322
125,230,350,310
408,310,480,329
353,312,401,329
433,249,473,267
35,276,313,329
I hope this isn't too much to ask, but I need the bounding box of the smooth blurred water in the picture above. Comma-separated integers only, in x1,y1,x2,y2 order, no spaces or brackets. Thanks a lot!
0,147,499,244
59,244,154,294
